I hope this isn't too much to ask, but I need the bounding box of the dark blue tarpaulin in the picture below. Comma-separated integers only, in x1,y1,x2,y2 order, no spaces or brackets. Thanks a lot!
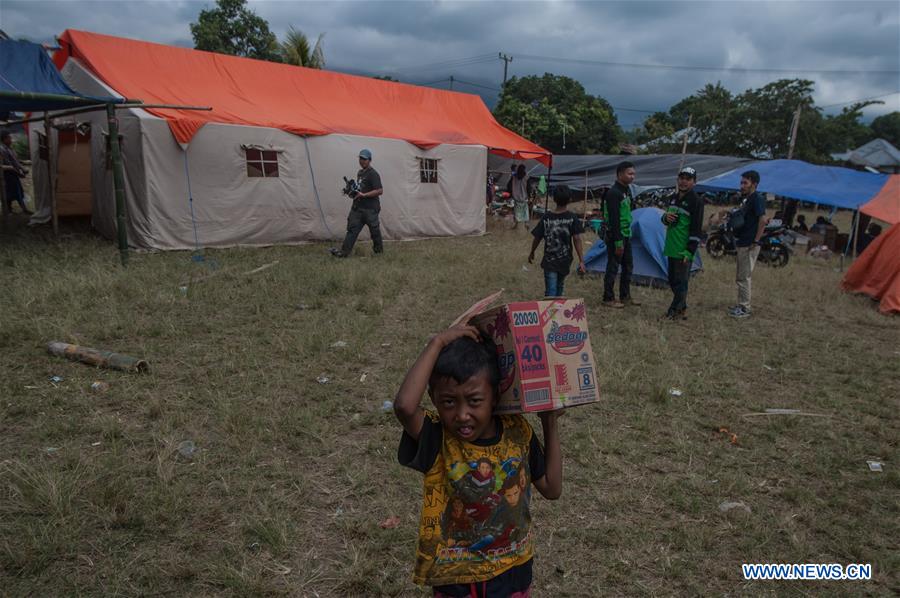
696,159,890,210
584,207,703,287
0,39,120,113
531,153,754,189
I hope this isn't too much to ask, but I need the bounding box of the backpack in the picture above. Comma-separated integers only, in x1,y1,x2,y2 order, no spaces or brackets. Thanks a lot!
728,202,747,232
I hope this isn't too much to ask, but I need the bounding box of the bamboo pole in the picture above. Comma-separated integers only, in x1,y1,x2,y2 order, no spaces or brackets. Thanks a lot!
45,113,58,236
107,103,128,266
4,103,211,127
47,341,149,372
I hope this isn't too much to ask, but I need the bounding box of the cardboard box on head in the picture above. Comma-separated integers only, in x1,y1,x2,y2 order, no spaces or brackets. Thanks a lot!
455,291,601,414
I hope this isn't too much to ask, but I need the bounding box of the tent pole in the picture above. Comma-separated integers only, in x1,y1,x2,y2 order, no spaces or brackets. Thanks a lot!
844,209,858,257
544,160,552,215
45,113,58,237
582,169,588,224
107,103,128,266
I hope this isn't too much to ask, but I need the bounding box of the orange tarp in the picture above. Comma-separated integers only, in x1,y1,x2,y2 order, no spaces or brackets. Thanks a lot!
842,223,900,315
55,30,551,165
860,174,900,225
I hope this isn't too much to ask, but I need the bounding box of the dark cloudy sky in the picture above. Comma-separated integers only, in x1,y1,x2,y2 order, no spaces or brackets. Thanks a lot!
4,0,898,129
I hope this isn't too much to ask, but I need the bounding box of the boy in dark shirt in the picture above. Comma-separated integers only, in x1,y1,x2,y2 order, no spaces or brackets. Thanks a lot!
528,185,586,298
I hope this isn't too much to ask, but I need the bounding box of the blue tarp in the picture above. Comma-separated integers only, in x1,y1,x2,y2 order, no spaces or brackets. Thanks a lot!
584,207,703,288
0,39,120,113
696,159,890,210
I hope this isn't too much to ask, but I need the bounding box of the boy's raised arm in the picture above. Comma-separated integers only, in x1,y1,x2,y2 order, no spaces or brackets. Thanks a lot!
533,410,563,499
394,325,481,441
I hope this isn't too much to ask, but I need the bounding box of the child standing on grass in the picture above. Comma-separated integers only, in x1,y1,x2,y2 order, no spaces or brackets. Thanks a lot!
394,325,563,597
528,185,586,298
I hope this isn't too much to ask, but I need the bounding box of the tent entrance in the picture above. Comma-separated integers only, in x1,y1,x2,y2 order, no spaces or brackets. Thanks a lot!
54,124,93,216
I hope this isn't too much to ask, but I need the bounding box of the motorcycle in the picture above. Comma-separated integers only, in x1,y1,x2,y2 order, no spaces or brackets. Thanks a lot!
705,221,791,267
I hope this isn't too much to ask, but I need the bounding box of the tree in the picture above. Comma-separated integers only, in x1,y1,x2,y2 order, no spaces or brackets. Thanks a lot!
280,27,325,68
190,0,280,62
638,78,881,163
493,74,621,154
870,111,900,148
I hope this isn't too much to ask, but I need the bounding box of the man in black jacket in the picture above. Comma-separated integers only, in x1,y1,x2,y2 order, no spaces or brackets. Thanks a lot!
602,161,639,308
661,166,704,320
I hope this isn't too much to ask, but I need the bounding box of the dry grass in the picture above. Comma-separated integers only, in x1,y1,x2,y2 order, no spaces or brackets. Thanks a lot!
1,212,897,597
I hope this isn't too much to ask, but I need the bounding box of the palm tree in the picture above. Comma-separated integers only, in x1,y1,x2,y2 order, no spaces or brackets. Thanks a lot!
280,26,325,68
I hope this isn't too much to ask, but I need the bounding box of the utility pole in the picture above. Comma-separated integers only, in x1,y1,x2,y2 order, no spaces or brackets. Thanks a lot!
787,105,801,160
499,53,513,86
678,114,692,170
561,115,567,150
784,105,803,227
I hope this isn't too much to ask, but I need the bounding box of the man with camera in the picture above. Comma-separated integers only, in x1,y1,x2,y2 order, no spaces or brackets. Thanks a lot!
728,170,767,318
661,166,704,320
331,149,383,258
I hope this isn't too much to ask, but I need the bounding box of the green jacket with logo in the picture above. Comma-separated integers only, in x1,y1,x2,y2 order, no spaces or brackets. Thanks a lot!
662,189,705,260
603,181,633,249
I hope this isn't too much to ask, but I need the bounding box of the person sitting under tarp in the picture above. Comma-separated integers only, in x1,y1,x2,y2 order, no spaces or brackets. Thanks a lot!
857,223,882,255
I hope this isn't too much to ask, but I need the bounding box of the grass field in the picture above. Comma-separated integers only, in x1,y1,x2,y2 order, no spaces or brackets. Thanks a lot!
1,212,898,597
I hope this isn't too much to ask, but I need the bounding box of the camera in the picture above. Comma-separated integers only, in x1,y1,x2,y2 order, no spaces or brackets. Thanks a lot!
342,176,360,199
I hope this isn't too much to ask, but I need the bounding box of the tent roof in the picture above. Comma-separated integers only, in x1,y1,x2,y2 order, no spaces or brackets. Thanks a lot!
55,30,550,164
861,175,900,224
532,153,753,189
848,138,900,169
0,38,120,113
696,159,891,210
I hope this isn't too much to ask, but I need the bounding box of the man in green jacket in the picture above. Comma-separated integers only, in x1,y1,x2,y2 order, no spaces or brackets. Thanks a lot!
662,166,705,320
602,161,638,308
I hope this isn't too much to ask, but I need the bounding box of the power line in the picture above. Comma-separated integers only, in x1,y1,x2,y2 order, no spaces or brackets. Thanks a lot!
453,78,501,92
516,53,900,75
819,91,900,109
386,54,497,73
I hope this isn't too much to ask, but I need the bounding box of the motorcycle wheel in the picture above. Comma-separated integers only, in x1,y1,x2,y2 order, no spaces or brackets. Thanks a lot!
767,245,790,267
706,235,726,259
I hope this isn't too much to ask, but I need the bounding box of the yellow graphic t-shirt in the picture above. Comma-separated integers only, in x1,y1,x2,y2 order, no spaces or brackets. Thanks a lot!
398,413,545,586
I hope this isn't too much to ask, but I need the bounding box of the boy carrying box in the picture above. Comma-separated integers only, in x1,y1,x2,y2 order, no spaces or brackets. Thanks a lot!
528,184,586,298
394,324,563,597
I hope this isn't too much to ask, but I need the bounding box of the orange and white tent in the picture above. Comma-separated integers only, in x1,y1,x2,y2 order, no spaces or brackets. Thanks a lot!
32,30,550,250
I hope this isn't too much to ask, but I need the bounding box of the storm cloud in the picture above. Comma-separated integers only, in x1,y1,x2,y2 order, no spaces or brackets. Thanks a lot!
3,0,898,129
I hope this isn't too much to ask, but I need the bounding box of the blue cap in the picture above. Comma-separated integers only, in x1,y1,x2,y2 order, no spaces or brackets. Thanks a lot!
359,149,372,160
